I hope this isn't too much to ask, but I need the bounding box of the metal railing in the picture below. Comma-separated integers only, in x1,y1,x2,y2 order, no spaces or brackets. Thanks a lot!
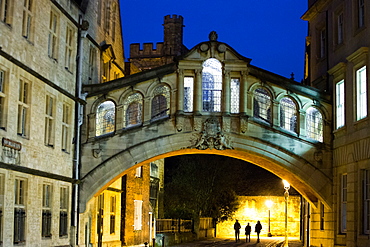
156,219,193,233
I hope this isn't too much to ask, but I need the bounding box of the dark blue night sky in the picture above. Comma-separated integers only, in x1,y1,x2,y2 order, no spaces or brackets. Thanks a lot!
120,0,307,82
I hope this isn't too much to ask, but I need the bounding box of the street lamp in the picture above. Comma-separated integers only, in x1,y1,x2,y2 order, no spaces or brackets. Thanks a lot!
283,179,290,247
265,200,273,237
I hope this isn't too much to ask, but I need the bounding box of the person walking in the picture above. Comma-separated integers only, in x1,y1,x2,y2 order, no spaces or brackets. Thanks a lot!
255,220,262,243
245,223,251,242
234,220,241,242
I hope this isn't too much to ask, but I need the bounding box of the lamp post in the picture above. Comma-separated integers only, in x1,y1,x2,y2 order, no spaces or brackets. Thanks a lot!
265,200,273,237
283,180,290,247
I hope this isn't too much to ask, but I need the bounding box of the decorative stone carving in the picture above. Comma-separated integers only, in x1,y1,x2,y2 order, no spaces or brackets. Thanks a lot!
240,117,248,133
222,117,231,132
92,148,102,158
190,118,233,150
176,116,184,132
209,31,218,41
194,117,203,131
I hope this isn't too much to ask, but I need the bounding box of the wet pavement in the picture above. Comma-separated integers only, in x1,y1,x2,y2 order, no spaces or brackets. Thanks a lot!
170,237,303,247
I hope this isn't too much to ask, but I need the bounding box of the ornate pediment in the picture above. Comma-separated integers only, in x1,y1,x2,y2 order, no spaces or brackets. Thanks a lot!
189,118,233,150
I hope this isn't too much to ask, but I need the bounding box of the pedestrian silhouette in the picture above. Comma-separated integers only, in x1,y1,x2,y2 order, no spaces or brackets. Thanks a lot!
234,220,241,242
255,220,262,243
245,223,251,242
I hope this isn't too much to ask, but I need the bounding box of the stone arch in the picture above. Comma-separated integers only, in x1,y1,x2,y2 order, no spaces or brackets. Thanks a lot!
79,132,332,213
89,96,118,115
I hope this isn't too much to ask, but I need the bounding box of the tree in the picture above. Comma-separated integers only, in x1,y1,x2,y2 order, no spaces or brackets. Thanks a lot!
164,155,245,221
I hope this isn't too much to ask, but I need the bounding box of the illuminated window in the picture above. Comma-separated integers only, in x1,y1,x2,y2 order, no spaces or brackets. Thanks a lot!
280,97,297,133
151,85,170,120
48,10,59,59
230,78,240,113
42,184,52,238
306,107,323,142
340,174,347,233
362,169,370,234
0,0,11,25
14,178,26,244
17,79,30,137
184,77,193,112
22,0,33,40
253,88,272,123
45,95,55,147
320,202,324,230
336,80,345,128
134,200,142,230
356,66,367,120
202,58,222,112
96,101,115,136
124,93,142,128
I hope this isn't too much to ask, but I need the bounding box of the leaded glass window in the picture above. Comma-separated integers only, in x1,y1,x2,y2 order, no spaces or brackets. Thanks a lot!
230,78,240,113
253,88,272,123
96,101,115,136
280,97,297,133
184,77,193,112
306,107,323,142
152,85,170,120
202,58,222,112
124,93,142,128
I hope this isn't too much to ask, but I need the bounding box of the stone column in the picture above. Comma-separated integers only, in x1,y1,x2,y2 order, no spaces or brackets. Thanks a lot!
116,105,124,130
240,71,248,115
176,69,184,113
194,69,202,114
223,70,231,114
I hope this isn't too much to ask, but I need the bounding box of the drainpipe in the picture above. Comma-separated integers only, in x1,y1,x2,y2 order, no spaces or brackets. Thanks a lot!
71,15,89,246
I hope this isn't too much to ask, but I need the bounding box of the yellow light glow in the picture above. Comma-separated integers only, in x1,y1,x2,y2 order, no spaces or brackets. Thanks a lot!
282,179,290,189
265,200,273,208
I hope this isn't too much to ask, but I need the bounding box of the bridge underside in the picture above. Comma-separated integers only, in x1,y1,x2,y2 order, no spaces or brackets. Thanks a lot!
79,132,331,213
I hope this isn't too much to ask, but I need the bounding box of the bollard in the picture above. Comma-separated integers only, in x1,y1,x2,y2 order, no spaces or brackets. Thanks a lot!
152,238,156,247
162,236,165,247
144,242,148,247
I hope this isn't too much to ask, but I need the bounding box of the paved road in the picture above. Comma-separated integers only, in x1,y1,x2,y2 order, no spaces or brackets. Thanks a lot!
170,237,303,247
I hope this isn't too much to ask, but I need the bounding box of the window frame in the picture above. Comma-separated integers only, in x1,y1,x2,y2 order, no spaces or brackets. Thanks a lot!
363,169,370,234
202,58,222,112
340,174,347,233
22,0,33,40
95,100,115,136
0,0,12,25
17,79,30,138
356,66,367,121
151,85,170,120
253,87,272,123
336,80,345,129
45,94,55,147
306,107,324,142
61,103,71,152
14,178,27,244
59,187,68,237
0,69,7,129
64,25,74,71
230,78,240,114
48,9,59,60
134,200,143,230
42,184,52,238
184,76,194,112
123,93,143,128
280,97,298,133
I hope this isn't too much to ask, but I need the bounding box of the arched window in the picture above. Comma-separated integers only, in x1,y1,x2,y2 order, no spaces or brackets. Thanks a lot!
96,100,115,136
280,97,298,133
151,85,170,120
306,107,323,142
124,93,143,128
202,58,222,112
253,88,272,123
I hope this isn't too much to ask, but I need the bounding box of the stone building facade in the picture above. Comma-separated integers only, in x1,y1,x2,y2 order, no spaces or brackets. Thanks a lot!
302,0,370,246
0,0,124,246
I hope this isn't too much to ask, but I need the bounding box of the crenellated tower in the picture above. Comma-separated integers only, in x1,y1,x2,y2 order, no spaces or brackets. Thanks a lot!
128,15,188,73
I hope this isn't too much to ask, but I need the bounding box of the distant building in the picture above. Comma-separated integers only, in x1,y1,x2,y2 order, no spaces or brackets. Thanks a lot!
128,15,189,73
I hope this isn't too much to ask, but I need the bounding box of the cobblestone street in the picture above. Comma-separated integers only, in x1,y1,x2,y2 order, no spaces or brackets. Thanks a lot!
170,237,303,247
